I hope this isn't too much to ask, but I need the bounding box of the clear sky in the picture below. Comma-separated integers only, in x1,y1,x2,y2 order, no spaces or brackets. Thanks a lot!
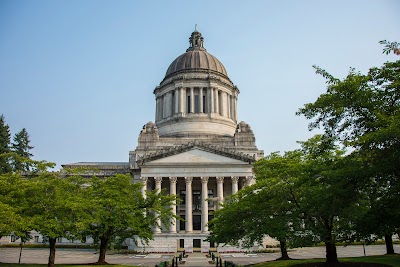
1,0,399,169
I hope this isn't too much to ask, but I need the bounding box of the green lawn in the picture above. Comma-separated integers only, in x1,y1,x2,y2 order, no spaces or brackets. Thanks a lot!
253,254,400,267
0,265,139,267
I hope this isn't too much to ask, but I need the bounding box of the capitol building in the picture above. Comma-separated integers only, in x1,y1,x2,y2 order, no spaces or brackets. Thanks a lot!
63,29,264,252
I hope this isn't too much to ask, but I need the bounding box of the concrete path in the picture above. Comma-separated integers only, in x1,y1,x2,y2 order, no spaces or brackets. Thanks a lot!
0,244,399,266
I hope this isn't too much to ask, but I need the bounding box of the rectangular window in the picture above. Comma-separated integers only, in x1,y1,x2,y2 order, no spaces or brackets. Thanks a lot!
180,190,186,205
193,239,201,248
34,236,39,243
193,190,201,211
187,96,191,113
11,235,16,242
180,215,186,231
179,239,184,248
194,95,199,113
208,189,214,207
193,215,201,230
203,95,206,113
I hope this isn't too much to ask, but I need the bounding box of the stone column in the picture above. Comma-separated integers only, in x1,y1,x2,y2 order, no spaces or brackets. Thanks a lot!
216,176,224,208
234,96,238,122
140,177,148,199
227,93,231,119
214,88,219,114
201,177,209,233
179,87,184,114
169,177,177,233
154,177,162,233
199,88,203,113
163,95,167,119
245,176,255,186
185,177,193,233
209,87,214,114
220,92,226,117
175,88,179,116
190,87,194,113
155,97,159,121
231,176,239,195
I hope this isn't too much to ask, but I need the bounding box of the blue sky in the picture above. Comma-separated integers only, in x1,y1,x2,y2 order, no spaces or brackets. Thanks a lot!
1,1,399,169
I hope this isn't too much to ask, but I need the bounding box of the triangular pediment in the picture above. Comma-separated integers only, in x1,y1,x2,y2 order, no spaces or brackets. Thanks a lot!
136,141,255,166
146,148,246,165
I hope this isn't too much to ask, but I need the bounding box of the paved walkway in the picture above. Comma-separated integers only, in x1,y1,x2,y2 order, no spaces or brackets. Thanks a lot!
0,244,399,266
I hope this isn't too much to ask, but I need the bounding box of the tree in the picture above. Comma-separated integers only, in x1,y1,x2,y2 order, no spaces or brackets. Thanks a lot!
11,128,34,172
23,172,90,267
208,151,314,260
297,50,400,254
0,115,12,174
210,136,366,263
83,174,176,264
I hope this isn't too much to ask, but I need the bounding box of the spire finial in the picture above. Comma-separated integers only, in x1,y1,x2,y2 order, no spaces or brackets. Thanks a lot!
187,27,206,52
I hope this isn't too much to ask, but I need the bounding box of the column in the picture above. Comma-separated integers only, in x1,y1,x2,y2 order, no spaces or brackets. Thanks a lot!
169,177,177,233
140,177,148,199
231,176,239,195
185,177,193,233
179,87,185,114
209,87,214,114
234,96,238,122
190,87,194,113
227,93,231,119
214,88,219,114
154,177,162,233
220,92,226,117
199,88,203,113
163,95,167,119
245,176,256,186
155,97,159,121
201,177,209,233
216,176,224,208
175,88,179,115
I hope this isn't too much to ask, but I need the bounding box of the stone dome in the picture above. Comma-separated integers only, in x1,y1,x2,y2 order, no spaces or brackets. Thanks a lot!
165,30,228,78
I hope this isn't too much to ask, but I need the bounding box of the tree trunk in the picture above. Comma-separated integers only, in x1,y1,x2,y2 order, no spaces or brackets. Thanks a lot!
96,236,109,264
325,240,338,263
48,238,56,267
278,240,290,260
18,242,23,264
384,234,395,255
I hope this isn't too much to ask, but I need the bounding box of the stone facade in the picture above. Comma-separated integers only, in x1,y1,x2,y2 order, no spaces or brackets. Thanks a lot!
60,29,265,252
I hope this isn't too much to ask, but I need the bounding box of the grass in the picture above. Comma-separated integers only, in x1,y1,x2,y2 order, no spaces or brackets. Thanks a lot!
252,254,400,267
0,265,140,267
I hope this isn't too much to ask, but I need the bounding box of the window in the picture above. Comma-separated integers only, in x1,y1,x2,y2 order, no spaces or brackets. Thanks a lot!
57,237,63,243
203,95,206,113
34,236,39,243
193,215,201,230
187,96,191,112
193,239,201,248
193,190,201,211
180,190,186,204
11,235,17,242
179,239,184,248
180,215,185,231
194,95,199,113
208,189,214,207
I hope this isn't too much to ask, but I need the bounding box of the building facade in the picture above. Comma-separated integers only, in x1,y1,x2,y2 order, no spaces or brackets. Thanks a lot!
62,29,265,252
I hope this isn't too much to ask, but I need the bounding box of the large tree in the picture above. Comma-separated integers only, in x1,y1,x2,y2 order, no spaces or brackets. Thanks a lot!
210,135,366,263
298,50,400,253
11,128,34,172
0,115,12,174
83,174,176,264
23,172,90,267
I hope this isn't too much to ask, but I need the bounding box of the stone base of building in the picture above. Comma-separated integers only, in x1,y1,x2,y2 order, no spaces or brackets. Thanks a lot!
129,233,274,253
